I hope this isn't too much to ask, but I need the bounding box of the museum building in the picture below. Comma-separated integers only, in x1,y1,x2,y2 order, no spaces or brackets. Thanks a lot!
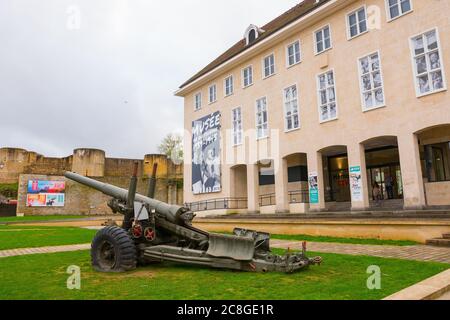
176,0,450,214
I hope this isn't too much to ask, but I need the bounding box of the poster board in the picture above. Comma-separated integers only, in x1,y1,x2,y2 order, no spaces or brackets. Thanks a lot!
308,172,319,205
349,166,363,202
26,180,65,207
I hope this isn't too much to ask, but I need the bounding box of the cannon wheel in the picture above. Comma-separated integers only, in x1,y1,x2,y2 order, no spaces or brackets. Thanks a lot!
91,226,137,273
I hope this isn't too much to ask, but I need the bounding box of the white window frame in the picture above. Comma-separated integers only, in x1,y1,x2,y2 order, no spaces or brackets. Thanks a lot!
346,6,368,40
208,84,217,104
194,92,202,111
283,84,300,132
224,75,234,97
409,27,447,98
316,69,339,123
242,65,253,88
286,40,301,68
385,0,413,22
357,50,387,112
262,53,276,79
314,24,332,55
255,97,269,140
232,107,243,147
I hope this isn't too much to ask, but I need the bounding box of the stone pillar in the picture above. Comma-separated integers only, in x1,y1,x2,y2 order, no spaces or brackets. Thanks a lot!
307,151,326,212
275,157,289,213
398,133,426,209
347,143,370,210
247,163,260,213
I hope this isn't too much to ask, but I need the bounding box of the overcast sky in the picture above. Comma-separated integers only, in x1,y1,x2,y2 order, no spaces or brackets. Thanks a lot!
0,0,300,159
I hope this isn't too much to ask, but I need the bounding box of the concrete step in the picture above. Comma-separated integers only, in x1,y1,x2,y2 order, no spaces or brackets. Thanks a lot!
426,238,450,247
443,234,450,240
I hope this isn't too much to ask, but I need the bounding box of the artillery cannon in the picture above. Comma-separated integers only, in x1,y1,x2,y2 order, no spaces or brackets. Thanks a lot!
64,163,322,273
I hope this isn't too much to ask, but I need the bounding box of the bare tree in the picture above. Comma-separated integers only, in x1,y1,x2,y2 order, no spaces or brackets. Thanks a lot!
158,133,183,164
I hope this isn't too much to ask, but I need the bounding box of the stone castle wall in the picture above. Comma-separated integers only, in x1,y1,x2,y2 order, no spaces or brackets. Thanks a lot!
1,147,184,215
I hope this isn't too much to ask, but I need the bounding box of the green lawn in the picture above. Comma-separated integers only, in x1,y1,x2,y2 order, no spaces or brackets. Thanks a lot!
0,249,447,300
0,215,91,224
270,234,418,246
0,225,97,250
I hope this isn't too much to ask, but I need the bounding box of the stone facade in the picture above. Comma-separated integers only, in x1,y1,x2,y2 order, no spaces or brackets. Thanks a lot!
0,148,183,216
177,0,450,214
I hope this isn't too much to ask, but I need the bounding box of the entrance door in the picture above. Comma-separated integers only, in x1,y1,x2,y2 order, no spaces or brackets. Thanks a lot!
368,165,403,200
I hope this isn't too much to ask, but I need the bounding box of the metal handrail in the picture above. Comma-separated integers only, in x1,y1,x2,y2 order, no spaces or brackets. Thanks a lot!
288,189,310,204
259,193,276,207
186,197,248,212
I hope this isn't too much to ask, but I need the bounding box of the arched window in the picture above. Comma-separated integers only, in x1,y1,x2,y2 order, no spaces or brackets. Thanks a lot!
248,29,257,43
244,25,262,46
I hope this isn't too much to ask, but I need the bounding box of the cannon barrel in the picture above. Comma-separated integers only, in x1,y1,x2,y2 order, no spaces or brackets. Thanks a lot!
64,171,188,225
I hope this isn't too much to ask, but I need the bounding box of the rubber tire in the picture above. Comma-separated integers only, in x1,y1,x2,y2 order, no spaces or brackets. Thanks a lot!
91,226,137,273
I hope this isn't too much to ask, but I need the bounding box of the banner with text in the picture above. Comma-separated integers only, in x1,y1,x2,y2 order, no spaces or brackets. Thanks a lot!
192,112,222,195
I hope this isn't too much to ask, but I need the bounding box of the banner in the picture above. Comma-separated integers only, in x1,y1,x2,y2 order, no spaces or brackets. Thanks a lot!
308,172,319,204
192,112,221,194
27,180,65,207
349,166,363,202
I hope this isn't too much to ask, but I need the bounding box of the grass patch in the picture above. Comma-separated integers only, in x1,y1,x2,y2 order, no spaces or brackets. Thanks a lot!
0,215,92,224
270,234,418,246
0,225,97,250
0,249,447,300
0,183,18,198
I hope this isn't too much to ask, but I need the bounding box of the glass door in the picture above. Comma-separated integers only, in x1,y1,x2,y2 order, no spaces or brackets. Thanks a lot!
370,167,386,200
369,165,403,200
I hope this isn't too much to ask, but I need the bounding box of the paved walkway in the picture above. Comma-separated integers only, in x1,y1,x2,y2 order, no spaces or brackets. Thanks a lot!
271,240,450,264
1,240,450,264
0,244,90,258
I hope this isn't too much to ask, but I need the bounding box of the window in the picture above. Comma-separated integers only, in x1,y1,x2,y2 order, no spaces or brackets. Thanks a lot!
208,84,217,103
284,85,300,131
315,25,332,54
347,7,367,39
224,76,234,96
410,29,446,96
232,107,243,146
245,25,259,45
256,97,268,139
259,166,275,186
287,41,301,67
194,93,202,110
386,0,412,20
248,29,257,43
263,54,275,78
358,52,385,110
317,70,338,122
242,66,253,87
288,166,308,183
424,142,450,182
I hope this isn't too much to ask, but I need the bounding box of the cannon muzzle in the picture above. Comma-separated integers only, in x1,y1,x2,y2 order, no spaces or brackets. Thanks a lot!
64,171,191,226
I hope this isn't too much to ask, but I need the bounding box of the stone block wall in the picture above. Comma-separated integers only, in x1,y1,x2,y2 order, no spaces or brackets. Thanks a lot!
17,174,183,216
1,147,184,214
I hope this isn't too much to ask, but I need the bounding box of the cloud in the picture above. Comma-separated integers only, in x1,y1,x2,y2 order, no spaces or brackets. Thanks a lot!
0,0,300,159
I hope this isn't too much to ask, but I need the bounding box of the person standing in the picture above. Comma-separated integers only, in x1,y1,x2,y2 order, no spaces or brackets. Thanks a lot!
372,182,382,207
385,175,394,200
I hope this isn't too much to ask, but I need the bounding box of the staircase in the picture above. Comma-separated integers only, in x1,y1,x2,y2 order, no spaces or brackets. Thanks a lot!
427,233,450,247
326,202,351,212
369,199,404,210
